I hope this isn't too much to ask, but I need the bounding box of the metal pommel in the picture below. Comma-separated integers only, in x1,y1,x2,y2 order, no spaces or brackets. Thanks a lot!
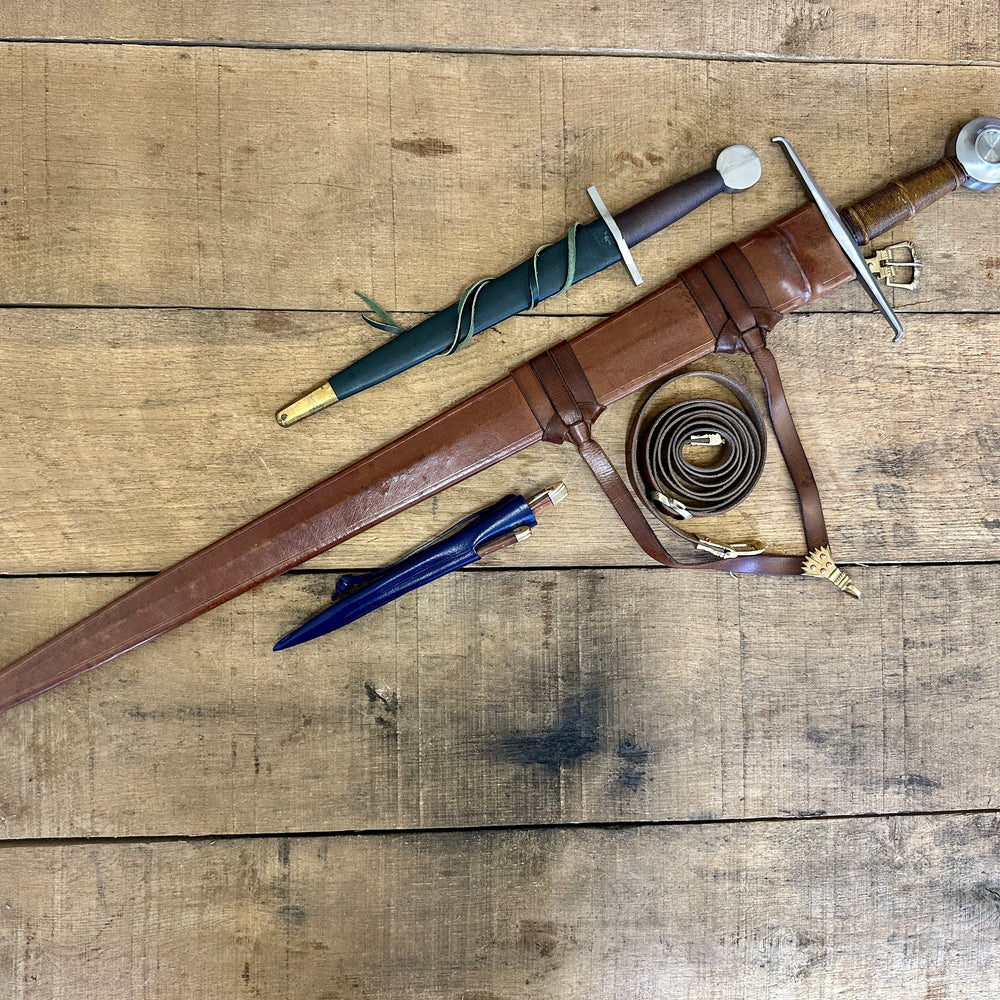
954,115,1000,191
716,144,762,193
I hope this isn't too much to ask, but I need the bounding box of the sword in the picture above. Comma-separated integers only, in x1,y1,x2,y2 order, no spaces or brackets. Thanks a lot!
275,144,762,426
2,117,997,715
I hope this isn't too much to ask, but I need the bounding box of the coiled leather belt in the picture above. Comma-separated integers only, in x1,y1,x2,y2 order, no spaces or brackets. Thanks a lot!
627,371,767,558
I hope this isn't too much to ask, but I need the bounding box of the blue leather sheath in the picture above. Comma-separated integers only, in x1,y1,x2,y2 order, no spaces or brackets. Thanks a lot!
273,493,536,650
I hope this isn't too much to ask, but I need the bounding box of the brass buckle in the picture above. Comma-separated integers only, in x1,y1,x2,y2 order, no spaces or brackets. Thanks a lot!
864,241,922,290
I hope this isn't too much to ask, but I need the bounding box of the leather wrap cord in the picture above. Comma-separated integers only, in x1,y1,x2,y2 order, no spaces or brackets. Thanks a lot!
519,240,835,577
626,370,768,554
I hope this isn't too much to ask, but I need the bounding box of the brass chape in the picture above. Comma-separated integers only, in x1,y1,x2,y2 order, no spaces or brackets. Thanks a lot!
801,545,861,598
276,381,339,427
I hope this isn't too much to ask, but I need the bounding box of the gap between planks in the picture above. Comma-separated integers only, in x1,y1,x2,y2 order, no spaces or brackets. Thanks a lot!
2,804,999,851
1,36,999,69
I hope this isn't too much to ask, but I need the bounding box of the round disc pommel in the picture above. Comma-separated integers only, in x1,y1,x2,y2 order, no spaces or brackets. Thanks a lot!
716,144,762,193
954,115,1000,191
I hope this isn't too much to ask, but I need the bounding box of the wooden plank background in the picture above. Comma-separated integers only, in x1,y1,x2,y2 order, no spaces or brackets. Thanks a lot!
1,5,999,997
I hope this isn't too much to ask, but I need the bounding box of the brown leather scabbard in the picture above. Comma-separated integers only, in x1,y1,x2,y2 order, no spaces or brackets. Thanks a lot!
0,204,855,713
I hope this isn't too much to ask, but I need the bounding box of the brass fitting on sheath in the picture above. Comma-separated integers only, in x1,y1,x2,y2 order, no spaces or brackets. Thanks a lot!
276,381,338,427
801,546,861,598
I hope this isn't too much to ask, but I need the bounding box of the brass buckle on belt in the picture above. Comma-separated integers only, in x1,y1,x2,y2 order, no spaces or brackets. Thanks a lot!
864,241,922,290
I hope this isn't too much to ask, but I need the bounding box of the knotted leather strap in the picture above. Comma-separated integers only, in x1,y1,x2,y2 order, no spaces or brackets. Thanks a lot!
515,240,834,577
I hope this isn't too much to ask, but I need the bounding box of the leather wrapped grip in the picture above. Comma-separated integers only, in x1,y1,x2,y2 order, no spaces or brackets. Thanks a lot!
841,156,967,245
616,168,726,247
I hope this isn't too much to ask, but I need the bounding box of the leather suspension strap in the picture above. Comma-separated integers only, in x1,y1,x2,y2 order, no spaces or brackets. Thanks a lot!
523,240,856,586
525,341,803,576
627,369,769,557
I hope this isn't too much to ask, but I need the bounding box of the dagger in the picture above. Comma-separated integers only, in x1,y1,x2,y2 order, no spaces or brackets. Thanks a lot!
276,144,763,426
273,483,567,650
2,117,997,715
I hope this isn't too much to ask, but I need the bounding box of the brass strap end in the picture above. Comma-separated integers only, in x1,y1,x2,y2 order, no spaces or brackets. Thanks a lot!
276,381,339,427
802,545,861,598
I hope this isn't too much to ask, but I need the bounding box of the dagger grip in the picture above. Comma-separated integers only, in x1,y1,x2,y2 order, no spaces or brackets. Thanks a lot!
840,156,967,245
616,167,726,247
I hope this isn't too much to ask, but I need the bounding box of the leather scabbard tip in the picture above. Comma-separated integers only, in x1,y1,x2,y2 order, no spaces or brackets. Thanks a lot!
276,381,339,426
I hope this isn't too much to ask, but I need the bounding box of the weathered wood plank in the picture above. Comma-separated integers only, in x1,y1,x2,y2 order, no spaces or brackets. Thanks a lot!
0,45,995,313
1,309,997,574
2,1,999,64
1,563,998,839
2,815,999,997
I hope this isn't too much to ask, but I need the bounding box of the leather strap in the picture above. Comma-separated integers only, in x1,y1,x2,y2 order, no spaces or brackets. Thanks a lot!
683,243,829,552
627,370,768,551
522,341,803,575
522,239,834,576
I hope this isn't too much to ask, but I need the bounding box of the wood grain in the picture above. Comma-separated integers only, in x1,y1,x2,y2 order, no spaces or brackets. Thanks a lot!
1,13,999,998
2,308,997,574
0,45,996,314
1,563,998,839
2,1,999,64
2,815,1000,997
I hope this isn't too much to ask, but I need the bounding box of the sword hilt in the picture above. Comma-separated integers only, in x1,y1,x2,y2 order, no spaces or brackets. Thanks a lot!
841,157,967,246
615,145,762,247
841,115,1000,245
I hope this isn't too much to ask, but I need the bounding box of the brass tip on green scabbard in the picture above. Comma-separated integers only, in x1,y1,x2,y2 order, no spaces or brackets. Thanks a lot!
276,381,339,427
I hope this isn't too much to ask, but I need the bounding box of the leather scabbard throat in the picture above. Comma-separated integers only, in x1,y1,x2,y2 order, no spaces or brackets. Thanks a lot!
514,239,836,581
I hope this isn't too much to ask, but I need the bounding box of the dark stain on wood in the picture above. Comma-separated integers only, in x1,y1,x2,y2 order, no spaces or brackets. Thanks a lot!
978,883,1000,920
365,682,399,737
885,773,943,791
277,904,309,928
519,919,560,958
975,425,1000,455
495,699,599,773
617,735,649,791
391,137,457,157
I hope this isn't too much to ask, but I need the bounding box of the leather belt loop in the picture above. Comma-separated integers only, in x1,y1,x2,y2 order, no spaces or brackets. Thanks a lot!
701,254,758,335
680,265,728,338
718,243,783,332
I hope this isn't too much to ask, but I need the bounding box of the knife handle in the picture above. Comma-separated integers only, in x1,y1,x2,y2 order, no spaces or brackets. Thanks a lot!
616,168,726,247
616,145,762,247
